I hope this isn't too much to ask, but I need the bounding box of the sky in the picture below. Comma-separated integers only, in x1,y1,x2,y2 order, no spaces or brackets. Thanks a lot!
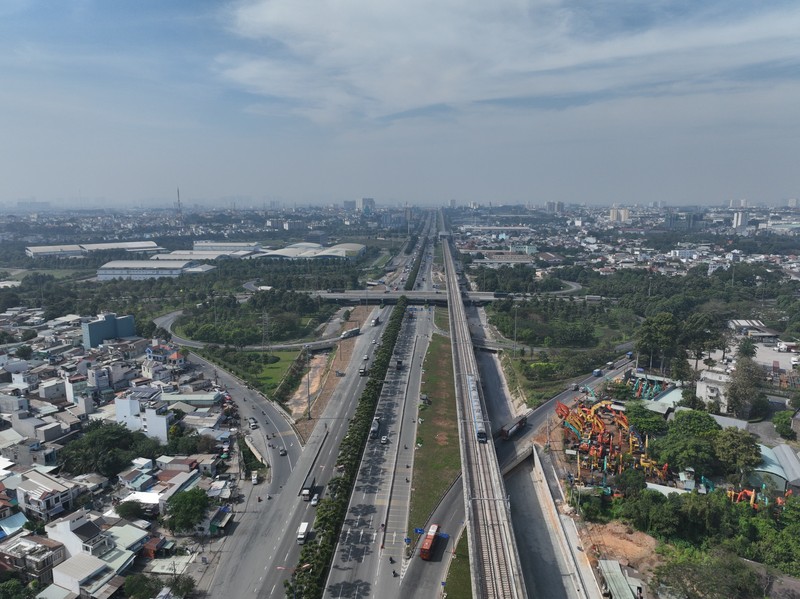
1,0,799,208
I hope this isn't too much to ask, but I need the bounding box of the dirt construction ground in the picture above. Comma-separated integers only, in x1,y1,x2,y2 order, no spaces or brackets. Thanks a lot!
290,306,374,442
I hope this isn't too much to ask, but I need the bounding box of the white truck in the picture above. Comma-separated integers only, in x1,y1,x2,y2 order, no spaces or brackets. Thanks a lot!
297,522,310,544
251,470,258,484
340,327,360,340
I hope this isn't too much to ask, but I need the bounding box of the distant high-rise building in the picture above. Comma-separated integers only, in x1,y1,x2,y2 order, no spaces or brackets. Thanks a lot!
788,198,799,209
343,200,356,211
449,198,456,208
729,198,748,209
733,211,747,228
609,208,630,223
356,197,375,213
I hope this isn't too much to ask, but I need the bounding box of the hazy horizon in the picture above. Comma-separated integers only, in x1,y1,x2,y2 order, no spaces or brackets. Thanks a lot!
2,1,799,208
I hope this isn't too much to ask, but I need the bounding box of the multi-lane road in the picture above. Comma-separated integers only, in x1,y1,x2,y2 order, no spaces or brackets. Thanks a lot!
204,307,392,597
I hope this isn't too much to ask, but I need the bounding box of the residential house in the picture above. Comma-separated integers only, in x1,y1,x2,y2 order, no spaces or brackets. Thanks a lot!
17,469,81,521
0,533,67,585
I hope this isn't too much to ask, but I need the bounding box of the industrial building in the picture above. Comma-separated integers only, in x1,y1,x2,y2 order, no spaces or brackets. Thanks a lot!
96,260,215,280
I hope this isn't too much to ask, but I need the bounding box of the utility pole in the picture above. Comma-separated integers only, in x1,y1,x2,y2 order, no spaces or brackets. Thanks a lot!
513,305,519,358
304,345,311,420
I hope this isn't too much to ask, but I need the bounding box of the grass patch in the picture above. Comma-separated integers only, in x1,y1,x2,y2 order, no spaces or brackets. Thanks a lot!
257,350,299,387
408,333,460,541
501,352,570,409
237,436,268,476
373,251,392,269
11,268,92,280
434,307,450,332
445,532,472,598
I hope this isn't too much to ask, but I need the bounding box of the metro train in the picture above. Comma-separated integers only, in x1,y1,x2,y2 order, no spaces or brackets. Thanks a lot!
466,374,488,443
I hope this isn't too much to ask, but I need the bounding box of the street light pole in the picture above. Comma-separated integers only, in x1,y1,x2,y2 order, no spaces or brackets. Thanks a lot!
513,305,519,358
305,345,311,420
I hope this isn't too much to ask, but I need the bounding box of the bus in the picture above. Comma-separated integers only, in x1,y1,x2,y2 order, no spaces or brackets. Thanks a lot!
419,524,439,560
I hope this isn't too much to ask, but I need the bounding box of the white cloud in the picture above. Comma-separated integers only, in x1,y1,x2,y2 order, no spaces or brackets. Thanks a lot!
218,0,800,123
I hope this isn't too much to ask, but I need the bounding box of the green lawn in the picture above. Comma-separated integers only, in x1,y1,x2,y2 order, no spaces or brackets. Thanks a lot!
408,333,460,542
501,352,567,408
373,251,392,269
444,532,472,599
434,307,450,332
256,350,299,387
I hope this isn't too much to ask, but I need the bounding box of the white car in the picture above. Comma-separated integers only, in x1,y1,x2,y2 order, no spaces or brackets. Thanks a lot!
380,436,389,445
311,494,319,506
363,355,369,361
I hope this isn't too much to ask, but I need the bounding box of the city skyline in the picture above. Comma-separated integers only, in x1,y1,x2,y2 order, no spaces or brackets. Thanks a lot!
2,0,799,208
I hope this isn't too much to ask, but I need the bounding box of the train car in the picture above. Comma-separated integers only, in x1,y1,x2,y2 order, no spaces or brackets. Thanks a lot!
467,375,488,443
419,524,440,560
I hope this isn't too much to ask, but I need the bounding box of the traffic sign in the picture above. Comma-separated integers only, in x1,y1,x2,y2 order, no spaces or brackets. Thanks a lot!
414,528,425,534
404,537,411,545
439,533,450,539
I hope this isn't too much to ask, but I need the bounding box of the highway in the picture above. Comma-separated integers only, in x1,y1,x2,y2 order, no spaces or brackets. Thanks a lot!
324,310,432,598
205,307,392,598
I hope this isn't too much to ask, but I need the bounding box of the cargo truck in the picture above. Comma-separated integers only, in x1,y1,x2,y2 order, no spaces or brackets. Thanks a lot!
500,414,528,440
251,470,258,484
297,522,309,544
300,474,316,501
371,316,380,326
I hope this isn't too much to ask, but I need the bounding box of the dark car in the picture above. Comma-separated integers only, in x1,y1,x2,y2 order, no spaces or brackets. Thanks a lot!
279,448,287,456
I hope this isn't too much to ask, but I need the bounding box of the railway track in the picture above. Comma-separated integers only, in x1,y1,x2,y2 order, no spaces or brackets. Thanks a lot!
443,233,527,599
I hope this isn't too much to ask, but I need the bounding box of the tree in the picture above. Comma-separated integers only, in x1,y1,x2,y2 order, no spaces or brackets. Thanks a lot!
748,394,770,420
615,468,646,499
636,312,679,371
59,422,160,478
737,337,757,359
681,313,722,370
0,579,35,599
166,488,209,533
14,344,32,360
773,411,797,440
654,549,763,599
116,500,145,520
678,388,706,410
169,573,196,596
713,428,762,485
725,357,764,419
652,410,721,474
625,401,668,437
670,356,694,384
124,573,161,599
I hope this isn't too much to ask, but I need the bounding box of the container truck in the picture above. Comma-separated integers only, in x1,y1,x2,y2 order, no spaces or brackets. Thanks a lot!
340,327,360,340
500,414,528,440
